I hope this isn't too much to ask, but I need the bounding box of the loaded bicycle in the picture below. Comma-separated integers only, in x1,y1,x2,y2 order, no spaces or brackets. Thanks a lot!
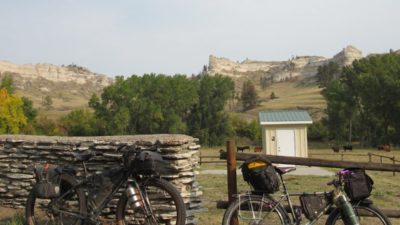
222,156,391,225
25,144,186,225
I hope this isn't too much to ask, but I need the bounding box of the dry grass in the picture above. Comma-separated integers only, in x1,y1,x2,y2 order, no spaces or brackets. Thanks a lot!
237,81,326,121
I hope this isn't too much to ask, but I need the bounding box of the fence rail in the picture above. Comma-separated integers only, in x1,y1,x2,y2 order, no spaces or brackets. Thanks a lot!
309,152,399,176
198,154,225,165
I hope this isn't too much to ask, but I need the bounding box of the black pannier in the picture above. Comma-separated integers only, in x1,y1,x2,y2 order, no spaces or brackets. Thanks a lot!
343,168,374,201
300,193,332,220
132,151,172,175
241,157,280,193
33,164,61,199
87,167,124,210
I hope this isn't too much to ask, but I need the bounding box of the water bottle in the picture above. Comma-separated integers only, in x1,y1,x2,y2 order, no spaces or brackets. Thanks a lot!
334,194,360,225
126,185,143,208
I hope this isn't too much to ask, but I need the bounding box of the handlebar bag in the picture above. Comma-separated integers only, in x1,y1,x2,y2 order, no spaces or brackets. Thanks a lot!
343,168,374,201
33,164,61,199
241,156,280,193
133,151,172,175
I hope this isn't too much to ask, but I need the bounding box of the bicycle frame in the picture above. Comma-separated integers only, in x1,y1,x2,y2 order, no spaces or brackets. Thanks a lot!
49,162,157,223
235,171,346,225
276,172,334,225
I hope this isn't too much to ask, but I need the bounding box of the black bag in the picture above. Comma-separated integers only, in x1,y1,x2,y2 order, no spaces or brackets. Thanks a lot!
87,167,124,210
133,151,172,175
343,168,374,201
33,164,61,199
300,193,332,220
241,157,280,193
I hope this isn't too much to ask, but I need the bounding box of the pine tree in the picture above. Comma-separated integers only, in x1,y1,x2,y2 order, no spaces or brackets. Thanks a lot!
241,80,258,110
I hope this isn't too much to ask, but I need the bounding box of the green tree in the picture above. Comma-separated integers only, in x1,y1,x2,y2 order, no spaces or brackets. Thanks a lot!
316,62,341,88
90,74,198,135
270,92,277,99
34,116,65,136
241,80,258,111
308,120,328,141
42,96,53,109
322,53,400,146
21,97,38,122
61,108,98,136
231,116,261,143
188,74,234,146
0,89,27,134
0,73,15,94
89,73,234,145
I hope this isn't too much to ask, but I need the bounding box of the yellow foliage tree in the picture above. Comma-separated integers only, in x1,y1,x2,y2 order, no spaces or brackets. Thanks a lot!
0,88,27,134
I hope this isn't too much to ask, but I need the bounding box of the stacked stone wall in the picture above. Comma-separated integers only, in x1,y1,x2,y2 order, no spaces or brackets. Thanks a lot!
0,134,202,224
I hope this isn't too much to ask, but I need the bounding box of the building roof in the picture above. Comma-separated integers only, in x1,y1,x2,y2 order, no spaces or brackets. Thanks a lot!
259,110,313,125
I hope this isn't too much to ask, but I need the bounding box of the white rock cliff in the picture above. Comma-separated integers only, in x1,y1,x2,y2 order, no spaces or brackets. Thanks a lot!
208,46,363,81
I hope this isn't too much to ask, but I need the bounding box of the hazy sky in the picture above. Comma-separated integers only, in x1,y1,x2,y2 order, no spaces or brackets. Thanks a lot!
0,0,399,77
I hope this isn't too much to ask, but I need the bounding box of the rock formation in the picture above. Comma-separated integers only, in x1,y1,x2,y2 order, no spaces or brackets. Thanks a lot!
0,61,114,112
208,46,364,81
330,45,363,66
0,61,112,87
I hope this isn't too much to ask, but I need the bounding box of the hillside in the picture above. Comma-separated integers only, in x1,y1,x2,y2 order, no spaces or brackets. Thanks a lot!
209,46,365,121
0,60,113,118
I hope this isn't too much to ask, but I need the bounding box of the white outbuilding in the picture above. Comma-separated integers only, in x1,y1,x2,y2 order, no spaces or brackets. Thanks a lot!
259,110,313,158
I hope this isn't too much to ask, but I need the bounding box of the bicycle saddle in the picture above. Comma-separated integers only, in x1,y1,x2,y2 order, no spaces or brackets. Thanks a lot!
72,151,95,161
275,166,296,175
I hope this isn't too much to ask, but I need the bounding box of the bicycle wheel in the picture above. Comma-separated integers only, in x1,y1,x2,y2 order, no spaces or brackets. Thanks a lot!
26,174,87,225
116,178,186,225
222,194,290,225
326,204,392,225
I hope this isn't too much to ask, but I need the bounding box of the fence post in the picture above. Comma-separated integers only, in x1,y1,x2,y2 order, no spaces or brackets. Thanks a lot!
341,153,344,161
227,140,238,225
199,152,202,166
393,157,396,176
368,153,372,163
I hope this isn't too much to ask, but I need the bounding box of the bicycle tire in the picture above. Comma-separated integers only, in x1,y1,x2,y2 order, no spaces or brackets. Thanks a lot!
116,178,186,225
325,203,392,225
222,194,290,225
25,173,87,225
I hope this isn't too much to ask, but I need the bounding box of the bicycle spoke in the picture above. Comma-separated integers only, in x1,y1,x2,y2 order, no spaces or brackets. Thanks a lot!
234,196,286,225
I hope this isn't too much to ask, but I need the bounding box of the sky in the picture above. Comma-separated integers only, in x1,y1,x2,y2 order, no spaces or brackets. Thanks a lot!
0,0,399,77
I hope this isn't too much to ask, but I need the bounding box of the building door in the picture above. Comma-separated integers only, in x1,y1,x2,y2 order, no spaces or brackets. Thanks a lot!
276,129,296,166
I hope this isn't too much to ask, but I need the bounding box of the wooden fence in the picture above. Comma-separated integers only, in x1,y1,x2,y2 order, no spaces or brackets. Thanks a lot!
198,152,225,165
309,152,399,176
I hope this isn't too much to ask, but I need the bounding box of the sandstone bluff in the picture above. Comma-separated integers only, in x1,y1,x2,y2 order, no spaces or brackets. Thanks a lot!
0,60,112,87
0,61,114,112
208,45,363,81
